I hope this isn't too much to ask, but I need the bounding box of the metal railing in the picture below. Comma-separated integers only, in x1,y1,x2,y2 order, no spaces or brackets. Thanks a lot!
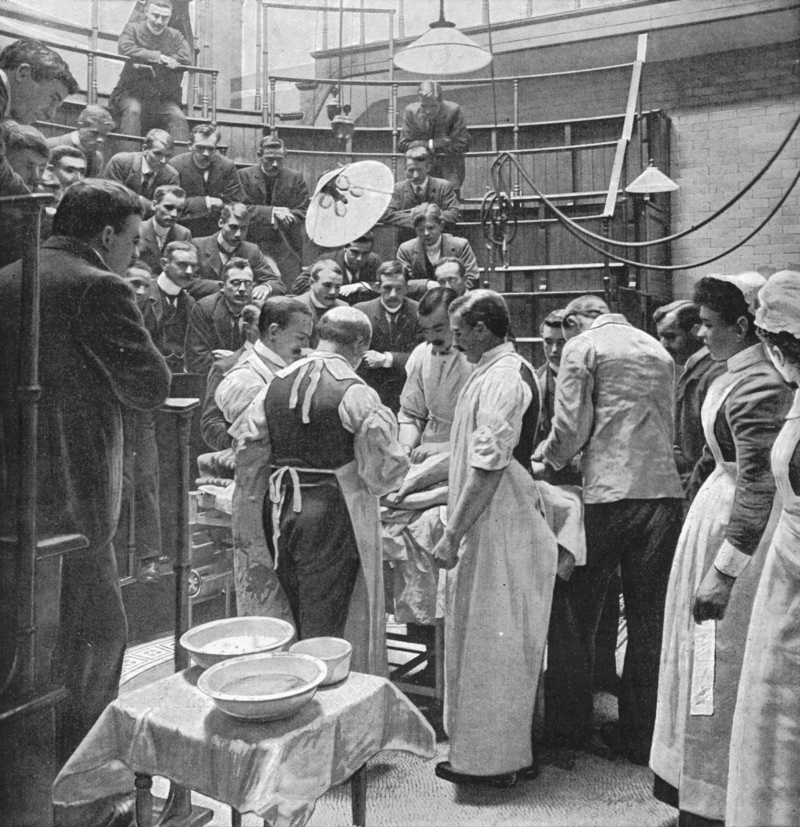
0,26,219,121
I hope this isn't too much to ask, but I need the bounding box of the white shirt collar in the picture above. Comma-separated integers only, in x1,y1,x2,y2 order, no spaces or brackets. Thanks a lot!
412,177,428,192
141,155,153,176
216,231,237,253
254,339,287,367
381,299,402,315
157,271,182,296
153,219,170,238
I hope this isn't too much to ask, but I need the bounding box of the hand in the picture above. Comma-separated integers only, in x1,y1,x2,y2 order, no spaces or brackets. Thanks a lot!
218,453,236,473
340,282,368,297
432,531,460,570
531,460,547,479
272,206,296,226
212,348,234,360
410,442,439,464
693,567,735,623
208,197,224,210
160,55,179,70
532,445,544,463
362,350,387,369
556,547,576,581
252,284,272,302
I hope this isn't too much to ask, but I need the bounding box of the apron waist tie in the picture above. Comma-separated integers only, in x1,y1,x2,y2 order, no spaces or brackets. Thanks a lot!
267,465,339,569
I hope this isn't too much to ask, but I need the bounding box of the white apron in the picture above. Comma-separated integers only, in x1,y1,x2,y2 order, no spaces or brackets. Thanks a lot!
445,347,558,776
651,370,779,819
727,398,800,827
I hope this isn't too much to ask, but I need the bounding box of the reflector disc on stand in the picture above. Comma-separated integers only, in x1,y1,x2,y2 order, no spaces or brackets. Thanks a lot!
306,160,394,248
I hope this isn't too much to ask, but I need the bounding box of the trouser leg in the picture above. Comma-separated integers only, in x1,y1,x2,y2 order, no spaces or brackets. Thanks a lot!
545,503,623,742
595,571,621,691
116,93,143,138
618,498,682,759
52,542,128,768
156,100,190,143
544,572,590,743
133,410,163,562
275,482,361,640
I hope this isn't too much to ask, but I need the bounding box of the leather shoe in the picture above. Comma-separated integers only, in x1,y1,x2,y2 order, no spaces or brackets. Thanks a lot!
137,558,160,582
519,761,540,781
435,760,517,788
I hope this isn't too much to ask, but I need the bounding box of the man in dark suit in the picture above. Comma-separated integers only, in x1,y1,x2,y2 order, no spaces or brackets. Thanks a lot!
109,0,191,141
137,183,192,275
398,81,471,192
238,135,310,289
103,128,180,217
355,260,420,413
0,179,170,771
291,232,381,305
46,104,115,179
382,144,460,242
141,239,197,372
292,258,347,347
170,122,242,238
185,257,255,375
191,202,284,301
397,203,480,299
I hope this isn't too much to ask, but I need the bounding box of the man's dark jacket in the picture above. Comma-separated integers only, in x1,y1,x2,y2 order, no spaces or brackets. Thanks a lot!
185,292,246,376
353,296,420,412
170,151,242,238
0,236,171,544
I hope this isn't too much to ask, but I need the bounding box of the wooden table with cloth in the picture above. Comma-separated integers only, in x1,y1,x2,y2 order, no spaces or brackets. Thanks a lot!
52,668,435,827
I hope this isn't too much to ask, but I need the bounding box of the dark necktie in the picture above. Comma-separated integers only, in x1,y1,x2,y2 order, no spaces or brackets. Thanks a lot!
141,171,155,199
415,185,424,203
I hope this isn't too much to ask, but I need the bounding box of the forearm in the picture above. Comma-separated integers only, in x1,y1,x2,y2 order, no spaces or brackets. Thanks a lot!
399,420,423,453
443,466,503,545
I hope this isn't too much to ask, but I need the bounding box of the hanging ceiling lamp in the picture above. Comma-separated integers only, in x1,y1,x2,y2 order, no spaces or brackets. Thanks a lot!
393,0,492,76
626,161,679,194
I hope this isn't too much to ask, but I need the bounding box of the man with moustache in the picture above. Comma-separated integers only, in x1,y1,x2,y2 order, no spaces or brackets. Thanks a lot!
238,135,309,289
215,297,313,432
292,258,347,347
170,122,242,238
103,128,180,217
136,184,192,275
432,290,556,787
221,298,314,618
185,257,255,375
654,299,726,490
355,260,420,413
109,0,191,141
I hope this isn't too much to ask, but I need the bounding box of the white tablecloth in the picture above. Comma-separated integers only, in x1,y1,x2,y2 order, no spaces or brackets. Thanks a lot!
54,668,436,827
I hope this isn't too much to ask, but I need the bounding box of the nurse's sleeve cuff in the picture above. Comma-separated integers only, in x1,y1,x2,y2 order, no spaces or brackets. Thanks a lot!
713,540,751,579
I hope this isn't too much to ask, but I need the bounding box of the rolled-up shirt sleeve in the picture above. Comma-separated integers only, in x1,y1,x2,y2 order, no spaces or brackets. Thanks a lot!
340,383,409,496
470,366,531,471
541,336,596,470
398,344,428,430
